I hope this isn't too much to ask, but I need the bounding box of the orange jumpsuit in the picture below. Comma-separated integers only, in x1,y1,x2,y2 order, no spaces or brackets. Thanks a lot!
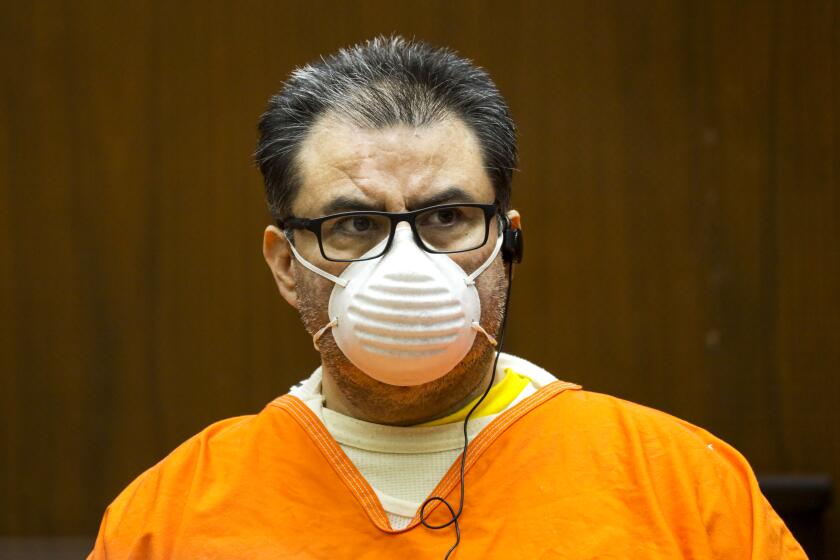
89,381,806,559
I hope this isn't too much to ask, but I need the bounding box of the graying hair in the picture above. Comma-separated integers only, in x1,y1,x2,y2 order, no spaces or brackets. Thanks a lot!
255,36,517,220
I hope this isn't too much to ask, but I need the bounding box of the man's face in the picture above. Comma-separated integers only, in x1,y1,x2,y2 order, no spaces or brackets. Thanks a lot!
263,114,517,424
292,116,498,270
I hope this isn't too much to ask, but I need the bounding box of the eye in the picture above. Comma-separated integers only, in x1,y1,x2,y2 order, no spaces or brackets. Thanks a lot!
330,215,379,236
435,209,456,224
351,216,372,232
426,208,464,226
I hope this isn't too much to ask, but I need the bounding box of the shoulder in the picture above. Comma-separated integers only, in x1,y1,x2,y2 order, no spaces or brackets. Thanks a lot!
538,387,804,556
108,414,256,512
90,411,280,558
534,386,762,498
546,387,728,450
538,387,761,517
143,413,258,484
490,382,803,556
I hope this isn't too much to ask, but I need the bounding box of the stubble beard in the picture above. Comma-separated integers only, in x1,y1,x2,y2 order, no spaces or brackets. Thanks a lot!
295,257,509,426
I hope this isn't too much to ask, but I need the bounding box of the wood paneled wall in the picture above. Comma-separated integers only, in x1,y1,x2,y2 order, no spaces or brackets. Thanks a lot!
2,0,837,552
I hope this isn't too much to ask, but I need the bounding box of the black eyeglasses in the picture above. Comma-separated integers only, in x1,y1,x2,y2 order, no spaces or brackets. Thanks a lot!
278,203,499,262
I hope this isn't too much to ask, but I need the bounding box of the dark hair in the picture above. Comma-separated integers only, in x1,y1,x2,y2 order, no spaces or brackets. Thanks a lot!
255,36,517,220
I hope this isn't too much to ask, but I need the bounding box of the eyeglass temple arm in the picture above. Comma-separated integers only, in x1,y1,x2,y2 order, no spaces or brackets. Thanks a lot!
277,217,311,229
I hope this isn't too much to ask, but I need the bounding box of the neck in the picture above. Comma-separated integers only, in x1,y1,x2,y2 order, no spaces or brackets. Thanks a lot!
321,348,497,426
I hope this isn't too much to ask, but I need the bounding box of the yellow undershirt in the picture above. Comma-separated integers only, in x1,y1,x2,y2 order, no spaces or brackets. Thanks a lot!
418,369,532,426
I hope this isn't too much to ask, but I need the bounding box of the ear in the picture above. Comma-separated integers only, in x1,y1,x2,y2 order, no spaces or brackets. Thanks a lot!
506,209,521,230
263,225,298,309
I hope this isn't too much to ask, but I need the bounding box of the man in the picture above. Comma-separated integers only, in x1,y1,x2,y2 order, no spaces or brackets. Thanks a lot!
90,36,806,559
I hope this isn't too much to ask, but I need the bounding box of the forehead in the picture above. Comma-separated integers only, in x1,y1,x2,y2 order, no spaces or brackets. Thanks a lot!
291,115,494,217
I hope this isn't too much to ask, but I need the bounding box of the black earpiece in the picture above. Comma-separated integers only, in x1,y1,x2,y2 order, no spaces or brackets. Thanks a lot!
501,216,524,264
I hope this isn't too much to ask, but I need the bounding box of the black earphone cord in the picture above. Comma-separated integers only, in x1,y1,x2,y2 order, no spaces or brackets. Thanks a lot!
418,258,515,559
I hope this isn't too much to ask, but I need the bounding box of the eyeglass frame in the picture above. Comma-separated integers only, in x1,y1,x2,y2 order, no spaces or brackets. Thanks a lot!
277,202,501,263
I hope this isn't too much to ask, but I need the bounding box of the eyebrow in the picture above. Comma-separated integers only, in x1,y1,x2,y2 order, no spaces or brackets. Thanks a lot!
319,195,386,216
317,186,480,217
407,186,478,210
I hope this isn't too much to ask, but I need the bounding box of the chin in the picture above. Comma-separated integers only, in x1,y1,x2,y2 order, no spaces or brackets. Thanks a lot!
328,335,497,425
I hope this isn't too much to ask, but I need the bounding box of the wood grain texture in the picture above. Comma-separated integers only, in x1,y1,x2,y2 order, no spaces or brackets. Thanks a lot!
1,0,837,551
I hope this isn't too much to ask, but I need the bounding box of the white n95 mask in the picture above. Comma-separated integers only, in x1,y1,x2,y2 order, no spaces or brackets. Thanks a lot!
288,222,502,386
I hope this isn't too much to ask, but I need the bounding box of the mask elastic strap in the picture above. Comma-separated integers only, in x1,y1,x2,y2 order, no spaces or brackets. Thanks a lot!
287,240,349,288
312,318,338,351
465,233,504,285
471,322,498,346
